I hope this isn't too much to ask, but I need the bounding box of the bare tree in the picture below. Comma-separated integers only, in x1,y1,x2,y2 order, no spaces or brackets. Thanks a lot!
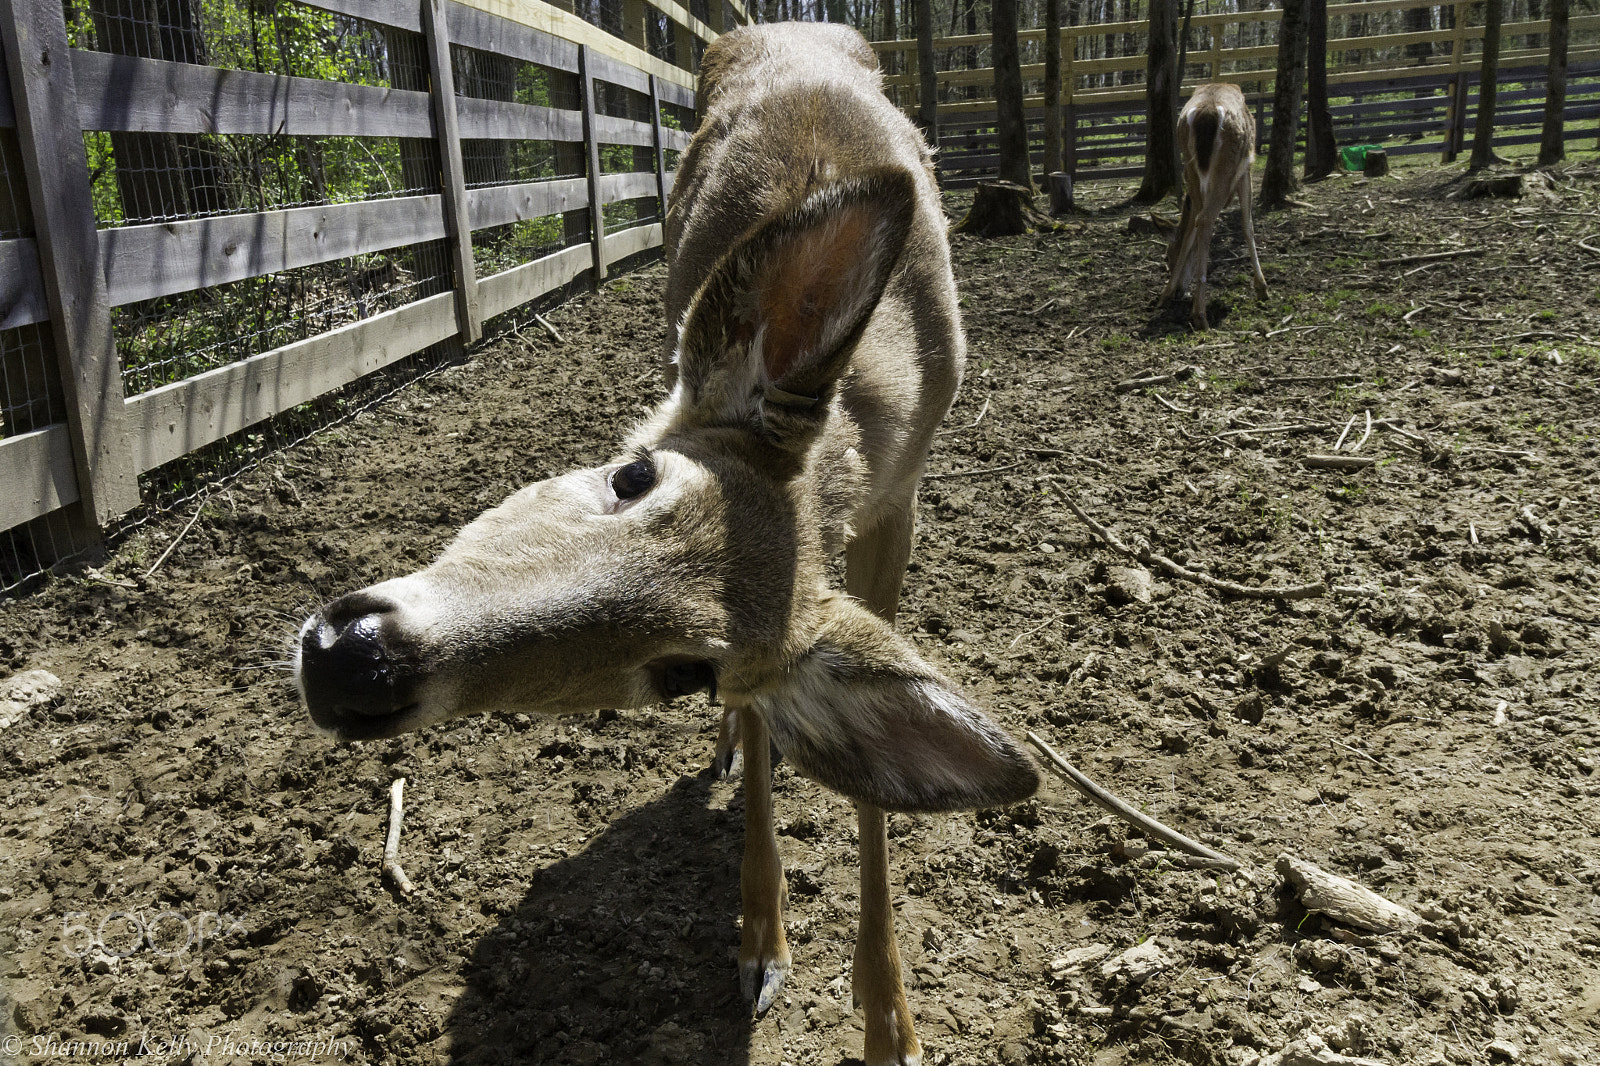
1259,0,1309,208
1043,0,1063,174
1130,0,1181,202
992,0,1033,190
1536,0,1570,167
917,0,938,143
1467,0,1504,171
1304,0,1337,180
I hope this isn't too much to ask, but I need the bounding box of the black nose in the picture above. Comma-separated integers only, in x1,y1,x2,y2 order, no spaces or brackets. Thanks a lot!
299,594,411,721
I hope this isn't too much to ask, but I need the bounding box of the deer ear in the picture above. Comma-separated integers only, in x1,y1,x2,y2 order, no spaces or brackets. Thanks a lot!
672,173,916,447
751,596,1040,813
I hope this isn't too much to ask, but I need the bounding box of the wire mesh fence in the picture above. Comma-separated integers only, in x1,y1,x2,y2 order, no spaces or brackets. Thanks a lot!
2,0,706,596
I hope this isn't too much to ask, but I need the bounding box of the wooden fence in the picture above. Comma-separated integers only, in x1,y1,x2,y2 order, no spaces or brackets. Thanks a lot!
870,0,1600,185
0,0,745,586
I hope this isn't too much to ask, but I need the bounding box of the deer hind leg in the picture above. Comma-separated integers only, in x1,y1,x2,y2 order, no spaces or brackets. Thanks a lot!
855,803,921,1066
737,701,791,1013
713,705,740,777
1238,172,1269,299
1159,189,1197,307
845,504,922,1065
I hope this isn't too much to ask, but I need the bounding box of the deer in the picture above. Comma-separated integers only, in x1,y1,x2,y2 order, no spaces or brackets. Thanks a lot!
1159,82,1269,330
293,21,1039,1066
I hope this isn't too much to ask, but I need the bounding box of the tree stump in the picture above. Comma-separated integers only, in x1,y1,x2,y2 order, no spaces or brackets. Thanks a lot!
1048,172,1075,216
1362,149,1389,178
953,180,1059,237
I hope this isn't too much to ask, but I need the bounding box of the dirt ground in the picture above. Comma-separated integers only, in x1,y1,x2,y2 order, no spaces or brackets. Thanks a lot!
3,157,1599,1066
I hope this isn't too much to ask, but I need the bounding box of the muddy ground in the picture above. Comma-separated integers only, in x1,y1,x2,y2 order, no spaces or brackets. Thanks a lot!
3,158,1599,1066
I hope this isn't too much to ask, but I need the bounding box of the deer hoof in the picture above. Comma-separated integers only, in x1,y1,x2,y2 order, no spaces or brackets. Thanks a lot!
712,745,738,778
741,956,791,1014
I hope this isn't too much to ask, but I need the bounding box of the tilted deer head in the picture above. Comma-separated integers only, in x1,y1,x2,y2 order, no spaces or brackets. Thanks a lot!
295,172,1037,814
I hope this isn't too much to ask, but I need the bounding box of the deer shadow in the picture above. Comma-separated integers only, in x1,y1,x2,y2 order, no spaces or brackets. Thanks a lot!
445,771,756,1066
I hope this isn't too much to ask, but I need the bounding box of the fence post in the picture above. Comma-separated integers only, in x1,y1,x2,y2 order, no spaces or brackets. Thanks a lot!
649,74,669,225
421,0,482,344
580,45,607,282
0,0,139,530
1064,101,1078,179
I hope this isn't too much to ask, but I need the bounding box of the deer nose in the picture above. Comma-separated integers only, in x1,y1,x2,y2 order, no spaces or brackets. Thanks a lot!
298,595,409,721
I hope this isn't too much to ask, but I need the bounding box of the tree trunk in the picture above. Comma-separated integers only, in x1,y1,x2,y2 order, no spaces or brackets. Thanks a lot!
1403,6,1433,64
1467,0,1504,171
992,0,1034,191
1536,0,1569,167
916,0,938,145
1303,0,1336,180
1259,0,1309,208
1131,0,1181,203
1043,0,1062,175
953,181,1058,236
882,0,897,75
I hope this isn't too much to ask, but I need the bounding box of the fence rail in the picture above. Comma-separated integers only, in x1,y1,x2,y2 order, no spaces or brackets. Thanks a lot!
0,0,727,590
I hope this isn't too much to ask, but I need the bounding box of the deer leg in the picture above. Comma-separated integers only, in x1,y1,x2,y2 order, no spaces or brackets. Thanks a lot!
1188,207,1223,331
855,802,920,1066
844,510,921,1063
737,701,791,1013
1159,190,1197,307
1238,174,1269,299
845,503,914,623
713,705,741,777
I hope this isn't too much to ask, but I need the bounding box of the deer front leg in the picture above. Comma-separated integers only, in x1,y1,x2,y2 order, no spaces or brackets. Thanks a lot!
1238,174,1269,300
738,702,791,1012
855,802,921,1066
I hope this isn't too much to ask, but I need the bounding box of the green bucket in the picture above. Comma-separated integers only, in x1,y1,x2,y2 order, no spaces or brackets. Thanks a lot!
1341,144,1384,171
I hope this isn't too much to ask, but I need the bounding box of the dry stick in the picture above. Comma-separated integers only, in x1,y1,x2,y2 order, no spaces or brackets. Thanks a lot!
1333,414,1357,452
1051,484,1326,600
1261,373,1361,386
1152,391,1194,414
1375,248,1482,267
1401,304,1429,324
534,313,564,344
1027,732,1242,872
144,497,210,579
383,778,416,895
1374,419,1428,444
1114,372,1183,393
923,460,1025,481
1577,234,1600,257
1212,423,1322,440
1303,454,1379,470
1352,410,1374,452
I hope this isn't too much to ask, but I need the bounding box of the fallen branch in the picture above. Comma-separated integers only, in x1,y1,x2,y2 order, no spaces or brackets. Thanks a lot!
1579,234,1600,257
534,313,564,344
1351,410,1374,452
1277,853,1420,933
1028,732,1242,871
143,498,209,579
1375,248,1482,267
383,777,416,895
1114,367,1197,394
1262,374,1361,386
923,460,1025,481
1049,483,1326,601
1303,454,1379,471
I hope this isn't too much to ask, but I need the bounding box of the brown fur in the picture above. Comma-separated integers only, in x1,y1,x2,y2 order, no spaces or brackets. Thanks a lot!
1161,82,1270,331
295,23,1036,1065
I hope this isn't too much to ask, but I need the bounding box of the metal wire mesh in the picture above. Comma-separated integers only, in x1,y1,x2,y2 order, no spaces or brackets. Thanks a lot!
4,0,694,596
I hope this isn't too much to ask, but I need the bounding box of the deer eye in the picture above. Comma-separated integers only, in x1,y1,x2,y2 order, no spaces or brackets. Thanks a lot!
611,457,657,501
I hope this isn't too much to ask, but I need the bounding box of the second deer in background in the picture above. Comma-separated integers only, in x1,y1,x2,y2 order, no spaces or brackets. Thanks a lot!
1161,82,1270,330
